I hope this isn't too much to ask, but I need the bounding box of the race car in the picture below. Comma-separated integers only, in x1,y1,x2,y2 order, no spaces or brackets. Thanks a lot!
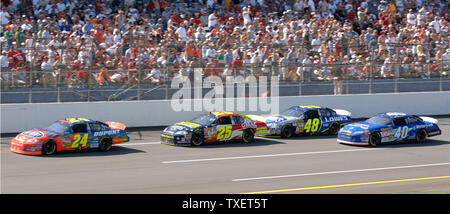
248,105,352,138
160,112,268,146
10,118,129,155
337,112,441,146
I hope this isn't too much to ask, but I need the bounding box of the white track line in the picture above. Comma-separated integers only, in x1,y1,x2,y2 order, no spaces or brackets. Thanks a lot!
162,148,384,164
232,162,450,182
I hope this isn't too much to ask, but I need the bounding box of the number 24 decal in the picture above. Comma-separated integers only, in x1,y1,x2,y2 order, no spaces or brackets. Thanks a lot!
217,126,232,140
72,134,88,148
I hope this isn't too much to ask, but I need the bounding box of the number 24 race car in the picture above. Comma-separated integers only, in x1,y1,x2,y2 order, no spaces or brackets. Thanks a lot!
10,118,129,155
161,112,268,146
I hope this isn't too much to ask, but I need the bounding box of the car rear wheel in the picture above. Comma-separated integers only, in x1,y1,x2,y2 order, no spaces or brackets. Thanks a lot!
329,122,340,135
99,137,113,152
416,129,428,143
368,131,381,146
281,125,295,138
191,132,203,146
242,129,255,143
42,140,56,155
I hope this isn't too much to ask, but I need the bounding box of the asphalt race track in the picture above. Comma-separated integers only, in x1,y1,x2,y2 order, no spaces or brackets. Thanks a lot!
2,118,450,194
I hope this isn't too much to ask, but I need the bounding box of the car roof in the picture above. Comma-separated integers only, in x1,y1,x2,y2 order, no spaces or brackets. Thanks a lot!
379,112,412,118
59,118,94,124
292,105,324,110
209,111,241,118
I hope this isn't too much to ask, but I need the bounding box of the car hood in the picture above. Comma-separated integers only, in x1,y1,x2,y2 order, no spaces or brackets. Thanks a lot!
164,121,203,133
19,129,48,138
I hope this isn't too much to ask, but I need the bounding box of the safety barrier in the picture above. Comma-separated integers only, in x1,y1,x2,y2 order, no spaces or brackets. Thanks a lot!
1,91,449,134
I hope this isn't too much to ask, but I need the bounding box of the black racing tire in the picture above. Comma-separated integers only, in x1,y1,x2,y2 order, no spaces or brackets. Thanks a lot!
281,125,295,138
368,131,381,146
242,129,255,143
99,137,113,152
42,140,57,155
190,132,204,146
416,129,428,143
329,122,340,135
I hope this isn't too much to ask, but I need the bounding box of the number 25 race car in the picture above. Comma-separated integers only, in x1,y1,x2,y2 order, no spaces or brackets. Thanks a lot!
337,112,441,146
10,118,129,155
248,105,353,138
161,112,268,146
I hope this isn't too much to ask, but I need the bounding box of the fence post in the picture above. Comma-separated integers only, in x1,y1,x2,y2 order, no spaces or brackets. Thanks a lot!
440,45,443,92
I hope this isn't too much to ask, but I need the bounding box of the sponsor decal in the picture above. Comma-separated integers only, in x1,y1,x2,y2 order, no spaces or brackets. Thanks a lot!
323,116,348,123
93,130,120,136
175,122,202,129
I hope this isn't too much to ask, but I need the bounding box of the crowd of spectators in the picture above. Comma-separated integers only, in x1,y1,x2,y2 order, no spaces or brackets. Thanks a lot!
0,0,449,89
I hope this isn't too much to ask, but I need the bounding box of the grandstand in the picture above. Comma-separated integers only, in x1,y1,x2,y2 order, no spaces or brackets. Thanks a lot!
1,0,449,103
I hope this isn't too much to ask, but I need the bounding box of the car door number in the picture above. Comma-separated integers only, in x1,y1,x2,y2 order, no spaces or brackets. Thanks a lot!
217,126,232,140
304,118,321,133
394,126,409,139
72,134,88,148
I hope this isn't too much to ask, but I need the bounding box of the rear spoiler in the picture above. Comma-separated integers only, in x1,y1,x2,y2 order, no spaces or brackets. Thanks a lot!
105,121,127,130
246,115,267,122
333,109,352,116
419,116,438,124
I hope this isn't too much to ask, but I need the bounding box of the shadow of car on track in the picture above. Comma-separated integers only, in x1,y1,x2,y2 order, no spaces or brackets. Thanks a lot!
36,146,146,158
185,137,286,148
261,134,339,141
340,139,450,148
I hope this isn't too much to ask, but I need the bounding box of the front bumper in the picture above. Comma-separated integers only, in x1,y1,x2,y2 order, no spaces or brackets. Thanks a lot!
160,133,191,146
10,138,42,155
337,139,369,146
337,131,369,146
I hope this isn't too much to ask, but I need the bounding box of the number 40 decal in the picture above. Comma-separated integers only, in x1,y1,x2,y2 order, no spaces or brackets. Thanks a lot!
394,126,409,139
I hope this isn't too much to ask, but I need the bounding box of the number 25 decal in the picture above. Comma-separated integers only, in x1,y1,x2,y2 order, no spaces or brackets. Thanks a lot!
304,118,321,133
72,134,88,148
217,126,232,140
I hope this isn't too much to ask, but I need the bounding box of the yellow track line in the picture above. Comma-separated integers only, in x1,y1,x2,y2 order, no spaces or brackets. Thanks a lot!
239,175,450,194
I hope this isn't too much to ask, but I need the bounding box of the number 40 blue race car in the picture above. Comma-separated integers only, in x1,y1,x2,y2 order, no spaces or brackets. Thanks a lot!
338,112,441,146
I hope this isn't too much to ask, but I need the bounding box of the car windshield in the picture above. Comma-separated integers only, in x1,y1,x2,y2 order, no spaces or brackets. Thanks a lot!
366,115,392,125
281,108,305,118
190,114,216,125
46,121,70,133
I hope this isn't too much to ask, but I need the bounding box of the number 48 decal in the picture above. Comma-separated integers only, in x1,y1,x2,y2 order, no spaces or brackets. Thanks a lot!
304,118,321,133
394,126,409,139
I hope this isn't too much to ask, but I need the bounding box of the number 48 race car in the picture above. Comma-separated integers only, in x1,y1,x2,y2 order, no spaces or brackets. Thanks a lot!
248,105,353,138
337,113,441,146
10,118,129,155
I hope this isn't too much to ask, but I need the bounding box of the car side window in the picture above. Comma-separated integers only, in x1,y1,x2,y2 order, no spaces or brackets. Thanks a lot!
393,117,407,126
71,124,88,133
406,116,419,124
218,116,232,125
89,123,103,132
232,116,244,124
319,109,331,117
306,110,320,119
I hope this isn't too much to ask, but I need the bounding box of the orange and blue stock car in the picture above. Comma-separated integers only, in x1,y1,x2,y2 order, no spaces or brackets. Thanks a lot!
161,112,268,146
10,118,129,155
